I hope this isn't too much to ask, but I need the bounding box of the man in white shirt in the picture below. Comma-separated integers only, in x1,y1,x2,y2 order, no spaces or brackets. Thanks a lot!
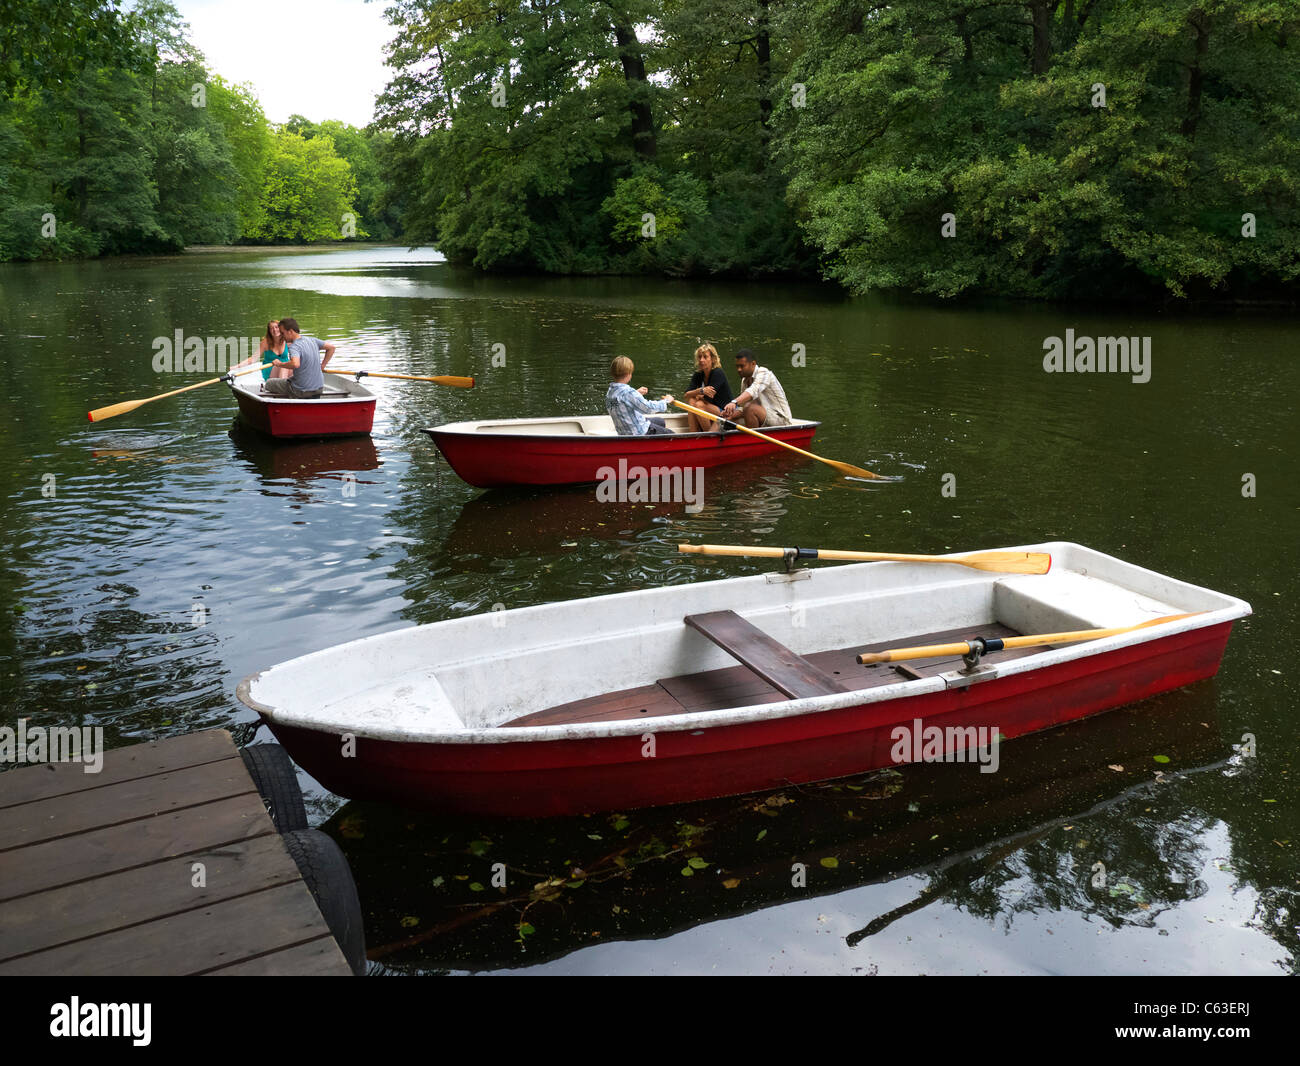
722,349,792,428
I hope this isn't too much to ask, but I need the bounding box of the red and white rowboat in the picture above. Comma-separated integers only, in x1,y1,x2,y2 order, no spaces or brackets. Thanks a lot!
422,412,821,487
237,542,1249,817
226,371,377,438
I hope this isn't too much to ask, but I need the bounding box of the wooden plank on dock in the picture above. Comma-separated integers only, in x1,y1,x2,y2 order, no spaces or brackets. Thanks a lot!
0,729,237,808
0,758,259,851
0,729,352,976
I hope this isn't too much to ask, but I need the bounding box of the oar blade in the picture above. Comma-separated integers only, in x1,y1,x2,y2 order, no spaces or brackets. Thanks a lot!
88,399,144,423
431,375,475,388
955,551,1052,575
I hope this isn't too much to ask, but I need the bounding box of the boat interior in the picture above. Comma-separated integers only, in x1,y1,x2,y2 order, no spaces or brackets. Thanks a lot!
248,547,1235,739
500,614,1036,727
461,413,817,437
233,372,373,400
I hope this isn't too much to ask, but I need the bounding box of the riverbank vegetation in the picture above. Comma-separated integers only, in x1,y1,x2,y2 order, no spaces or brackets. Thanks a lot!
376,0,1300,301
4,1,1298,302
0,0,390,260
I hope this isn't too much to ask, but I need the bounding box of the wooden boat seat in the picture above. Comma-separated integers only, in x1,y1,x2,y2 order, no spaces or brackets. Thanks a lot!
683,610,848,699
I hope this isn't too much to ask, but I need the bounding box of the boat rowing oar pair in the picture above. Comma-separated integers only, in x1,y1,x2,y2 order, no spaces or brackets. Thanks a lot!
677,541,1201,665
669,399,893,481
87,363,473,423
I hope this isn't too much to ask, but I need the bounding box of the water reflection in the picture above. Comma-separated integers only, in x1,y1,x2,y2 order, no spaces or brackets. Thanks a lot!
227,421,381,482
324,684,1231,973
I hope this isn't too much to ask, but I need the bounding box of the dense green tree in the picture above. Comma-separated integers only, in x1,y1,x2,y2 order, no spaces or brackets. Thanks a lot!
775,0,1300,299
284,115,400,239
207,77,272,238
247,129,363,243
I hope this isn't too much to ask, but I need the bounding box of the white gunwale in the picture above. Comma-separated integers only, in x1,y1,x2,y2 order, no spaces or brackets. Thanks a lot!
237,542,1250,746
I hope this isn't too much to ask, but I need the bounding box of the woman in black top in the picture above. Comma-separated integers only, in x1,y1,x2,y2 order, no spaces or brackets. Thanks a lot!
683,342,734,432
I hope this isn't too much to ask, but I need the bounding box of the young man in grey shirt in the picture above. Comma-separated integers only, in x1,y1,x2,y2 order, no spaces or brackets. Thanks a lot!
264,318,335,398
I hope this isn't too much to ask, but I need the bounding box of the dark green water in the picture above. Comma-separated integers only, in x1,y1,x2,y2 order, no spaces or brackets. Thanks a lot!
1,246,1295,974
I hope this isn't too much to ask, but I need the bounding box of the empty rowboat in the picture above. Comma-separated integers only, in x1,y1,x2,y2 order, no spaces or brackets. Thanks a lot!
227,371,377,438
236,542,1249,817
422,412,821,488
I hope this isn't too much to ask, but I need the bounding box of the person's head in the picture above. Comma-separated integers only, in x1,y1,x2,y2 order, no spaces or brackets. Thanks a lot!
694,342,720,373
735,348,757,376
279,317,301,340
264,320,281,346
610,355,634,381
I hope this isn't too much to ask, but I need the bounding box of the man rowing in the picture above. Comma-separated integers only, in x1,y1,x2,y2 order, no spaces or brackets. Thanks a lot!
722,349,791,428
264,318,335,399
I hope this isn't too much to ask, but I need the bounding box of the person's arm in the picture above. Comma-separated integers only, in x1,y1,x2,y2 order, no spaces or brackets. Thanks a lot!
727,369,767,413
630,390,673,413
320,341,335,370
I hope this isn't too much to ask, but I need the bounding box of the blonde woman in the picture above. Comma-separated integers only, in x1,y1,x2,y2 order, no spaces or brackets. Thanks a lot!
682,343,734,432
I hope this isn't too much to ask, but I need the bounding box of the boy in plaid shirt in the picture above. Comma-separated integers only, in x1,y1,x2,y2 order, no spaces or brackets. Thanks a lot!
606,356,675,435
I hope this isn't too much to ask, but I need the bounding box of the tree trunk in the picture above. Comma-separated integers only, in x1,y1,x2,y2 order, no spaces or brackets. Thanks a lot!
1182,10,1210,138
612,19,657,160
757,0,772,167
1030,1,1054,76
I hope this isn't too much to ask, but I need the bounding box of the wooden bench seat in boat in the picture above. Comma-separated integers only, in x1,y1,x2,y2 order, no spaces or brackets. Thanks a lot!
682,610,848,699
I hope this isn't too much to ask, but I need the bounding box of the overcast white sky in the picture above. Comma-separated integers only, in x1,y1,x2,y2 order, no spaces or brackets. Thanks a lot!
174,0,395,127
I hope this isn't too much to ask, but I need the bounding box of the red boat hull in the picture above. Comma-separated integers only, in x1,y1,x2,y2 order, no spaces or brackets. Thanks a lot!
425,423,821,487
231,387,375,438
264,620,1235,817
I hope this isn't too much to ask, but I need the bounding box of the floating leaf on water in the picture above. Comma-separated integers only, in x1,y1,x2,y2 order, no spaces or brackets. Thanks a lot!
680,865,694,877
432,876,444,887
687,856,707,869
567,879,586,888
587,833,603,840
755,829,768,842
400,916,420,928
468,839,490,856
929,834,939,841
1153,755,1170,764
819,857,839,869
613,817,630,831
469,882,485,892
907,802,919,812
722,878,741,889
1108,764,1124,772
518,923,535,937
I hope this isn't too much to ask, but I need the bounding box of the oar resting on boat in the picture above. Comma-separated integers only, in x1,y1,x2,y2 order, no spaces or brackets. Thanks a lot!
857,613,1202,664
679,543,1052,575
328,369,475,388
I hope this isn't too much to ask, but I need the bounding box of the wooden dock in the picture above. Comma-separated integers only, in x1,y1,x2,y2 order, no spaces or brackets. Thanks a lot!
0,729,353,975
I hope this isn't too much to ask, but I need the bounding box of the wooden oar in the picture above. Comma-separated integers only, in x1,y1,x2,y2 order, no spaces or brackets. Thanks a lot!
678,543,1052,575
328,369,475,388
857,613,1201,664
669,400,885,480
87,362,266,423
